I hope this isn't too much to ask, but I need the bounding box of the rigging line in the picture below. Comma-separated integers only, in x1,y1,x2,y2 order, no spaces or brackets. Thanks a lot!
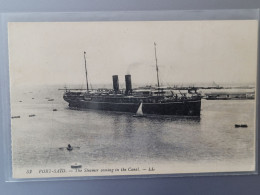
90,82,93,90
154,42,160,88
84,51,89,92
179,90,185,97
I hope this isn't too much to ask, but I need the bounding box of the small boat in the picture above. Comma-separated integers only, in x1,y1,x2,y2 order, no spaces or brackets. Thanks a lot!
48,99,54,101
53,109,58,111
19,101,22,102
59,145,80,151
71,162,82,169
11,116,20,119
32,98,35,99
67,144,73,151
235,124,248,128
29,114,36,117
133,102,145,117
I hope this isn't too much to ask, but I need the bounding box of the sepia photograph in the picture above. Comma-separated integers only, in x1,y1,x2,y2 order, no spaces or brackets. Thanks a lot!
8,20,258,178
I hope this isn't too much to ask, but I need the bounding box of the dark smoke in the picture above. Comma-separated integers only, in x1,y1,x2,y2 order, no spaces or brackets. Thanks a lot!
126,62,143,75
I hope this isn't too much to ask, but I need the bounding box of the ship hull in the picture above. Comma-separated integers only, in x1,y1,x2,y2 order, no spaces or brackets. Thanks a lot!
64,98,201,116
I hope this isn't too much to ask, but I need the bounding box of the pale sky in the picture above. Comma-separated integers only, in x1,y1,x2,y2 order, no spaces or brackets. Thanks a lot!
8,20,258,88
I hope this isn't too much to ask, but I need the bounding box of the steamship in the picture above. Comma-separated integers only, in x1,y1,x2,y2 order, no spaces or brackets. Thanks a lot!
63,43,201,116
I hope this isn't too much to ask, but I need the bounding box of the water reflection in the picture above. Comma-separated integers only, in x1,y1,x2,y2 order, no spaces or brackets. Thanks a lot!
70,110,202,163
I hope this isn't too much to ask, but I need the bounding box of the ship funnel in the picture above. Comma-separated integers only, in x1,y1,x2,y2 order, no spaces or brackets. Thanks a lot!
125,75,132,95
112,75,119,93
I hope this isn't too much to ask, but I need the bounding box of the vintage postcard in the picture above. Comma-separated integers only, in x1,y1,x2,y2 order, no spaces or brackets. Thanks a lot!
8,20,258,179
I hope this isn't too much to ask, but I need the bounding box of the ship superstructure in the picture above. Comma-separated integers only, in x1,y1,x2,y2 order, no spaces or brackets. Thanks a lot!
63,43,201,116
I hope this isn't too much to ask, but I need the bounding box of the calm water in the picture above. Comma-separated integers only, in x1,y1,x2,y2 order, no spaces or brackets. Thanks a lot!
10,86,256,177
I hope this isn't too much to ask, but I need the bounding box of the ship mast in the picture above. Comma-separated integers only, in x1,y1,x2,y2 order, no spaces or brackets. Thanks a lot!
84,51,89,92
154,42,160,88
